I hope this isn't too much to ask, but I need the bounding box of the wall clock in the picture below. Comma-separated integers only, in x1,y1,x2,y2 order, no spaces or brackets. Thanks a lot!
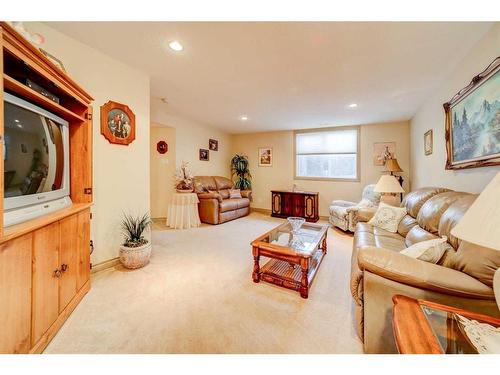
157,140,168,154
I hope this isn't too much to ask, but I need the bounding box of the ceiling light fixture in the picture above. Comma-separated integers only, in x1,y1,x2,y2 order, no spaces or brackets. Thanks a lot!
240,115,248,121
16,123,22,128
348,103,358,108
168,41,183,52
14,119,20,123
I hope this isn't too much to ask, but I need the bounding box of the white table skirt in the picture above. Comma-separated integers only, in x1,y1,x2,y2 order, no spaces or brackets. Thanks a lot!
166,193,201,229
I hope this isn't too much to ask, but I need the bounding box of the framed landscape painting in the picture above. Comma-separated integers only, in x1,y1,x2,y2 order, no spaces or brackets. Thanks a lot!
444,57,500,169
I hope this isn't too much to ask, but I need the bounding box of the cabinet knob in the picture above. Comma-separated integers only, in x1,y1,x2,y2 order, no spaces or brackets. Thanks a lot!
53,269,62,278
61,264,69,272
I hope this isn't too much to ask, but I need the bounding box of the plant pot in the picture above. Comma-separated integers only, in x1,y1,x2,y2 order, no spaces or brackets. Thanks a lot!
119,241,152,269
176,189,193,193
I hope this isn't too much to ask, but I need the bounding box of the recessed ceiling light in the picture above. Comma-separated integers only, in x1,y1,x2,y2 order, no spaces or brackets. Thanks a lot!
168,41,183,52
348,103,358,108
14,119,19,123
240,115,248,121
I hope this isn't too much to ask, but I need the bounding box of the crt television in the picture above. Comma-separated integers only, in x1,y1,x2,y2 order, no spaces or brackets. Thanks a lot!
3,92,72,227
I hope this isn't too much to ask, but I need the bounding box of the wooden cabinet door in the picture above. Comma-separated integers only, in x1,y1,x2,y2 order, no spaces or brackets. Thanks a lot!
0,234,32,353
32,222,60,346
76,209,91,290
292,194,304,217
59,215,78,312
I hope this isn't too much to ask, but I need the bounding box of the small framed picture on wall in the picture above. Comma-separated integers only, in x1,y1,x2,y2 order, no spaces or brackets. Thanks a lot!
199,149,209,161
424,130,433,156
209,139,218,151
258,147,273,167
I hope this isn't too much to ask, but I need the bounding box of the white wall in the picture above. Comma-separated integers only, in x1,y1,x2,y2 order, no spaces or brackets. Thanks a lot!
150,101,232,177
232,121,410,216
26,22,151,265
411,23,500,193
150,125,176,218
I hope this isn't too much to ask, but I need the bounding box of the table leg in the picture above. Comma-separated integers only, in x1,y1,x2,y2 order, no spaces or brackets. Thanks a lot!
299,258,309,299
322,233,328,254
252,246,260,283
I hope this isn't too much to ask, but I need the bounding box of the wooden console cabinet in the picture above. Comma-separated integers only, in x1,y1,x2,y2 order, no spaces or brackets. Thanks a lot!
271,190,319,222
0,23,93,354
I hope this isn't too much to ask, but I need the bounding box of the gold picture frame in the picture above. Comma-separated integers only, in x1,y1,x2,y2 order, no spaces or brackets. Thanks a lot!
424,130,433,156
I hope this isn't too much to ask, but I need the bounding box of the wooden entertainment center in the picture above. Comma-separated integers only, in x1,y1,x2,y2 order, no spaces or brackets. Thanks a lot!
0,22,93,353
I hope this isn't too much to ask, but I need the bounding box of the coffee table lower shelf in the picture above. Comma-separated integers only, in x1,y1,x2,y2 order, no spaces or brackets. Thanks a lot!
259,248,325,298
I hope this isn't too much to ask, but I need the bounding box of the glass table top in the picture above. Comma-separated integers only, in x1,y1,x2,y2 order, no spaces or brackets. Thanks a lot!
264,222,325,255
421,305,478,354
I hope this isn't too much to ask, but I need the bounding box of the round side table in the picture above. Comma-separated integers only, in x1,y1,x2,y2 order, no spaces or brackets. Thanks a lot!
166,193,201,229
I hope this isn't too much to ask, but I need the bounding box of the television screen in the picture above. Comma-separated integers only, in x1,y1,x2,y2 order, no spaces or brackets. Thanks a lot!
3,100,65,198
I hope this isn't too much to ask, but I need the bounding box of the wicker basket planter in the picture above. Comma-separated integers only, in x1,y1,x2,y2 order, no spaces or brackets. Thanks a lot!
119,241,152,269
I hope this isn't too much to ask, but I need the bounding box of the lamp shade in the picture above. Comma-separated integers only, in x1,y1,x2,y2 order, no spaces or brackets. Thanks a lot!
374,175,405,194
385,158,403,173
451,172,500,251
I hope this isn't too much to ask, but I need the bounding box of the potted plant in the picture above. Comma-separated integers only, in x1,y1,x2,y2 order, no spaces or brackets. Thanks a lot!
230,154,252,190
119,213,152,269
175,161,194,193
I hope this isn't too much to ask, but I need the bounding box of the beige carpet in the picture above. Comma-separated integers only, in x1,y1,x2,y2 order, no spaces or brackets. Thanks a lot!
44,213,363,353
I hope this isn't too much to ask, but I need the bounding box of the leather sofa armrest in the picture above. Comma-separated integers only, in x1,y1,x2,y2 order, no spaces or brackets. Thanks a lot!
356,207,377,222
357,247,494,299
198,192,222,202
241,190,252,199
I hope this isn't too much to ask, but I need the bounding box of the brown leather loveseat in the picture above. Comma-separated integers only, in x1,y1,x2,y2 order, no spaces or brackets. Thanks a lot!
351,187,500,353
193,176,252,225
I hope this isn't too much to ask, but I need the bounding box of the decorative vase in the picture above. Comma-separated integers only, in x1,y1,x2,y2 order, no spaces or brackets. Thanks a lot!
119,241,152,269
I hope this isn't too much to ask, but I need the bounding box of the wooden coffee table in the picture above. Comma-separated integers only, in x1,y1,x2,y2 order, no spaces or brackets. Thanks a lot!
250,221,328,299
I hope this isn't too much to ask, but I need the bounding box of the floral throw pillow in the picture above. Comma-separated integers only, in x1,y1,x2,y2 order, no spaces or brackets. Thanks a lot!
229,189,242,199
367,202,407,233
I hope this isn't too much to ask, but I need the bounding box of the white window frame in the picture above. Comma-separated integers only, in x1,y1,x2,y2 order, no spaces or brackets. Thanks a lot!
294,126,360,182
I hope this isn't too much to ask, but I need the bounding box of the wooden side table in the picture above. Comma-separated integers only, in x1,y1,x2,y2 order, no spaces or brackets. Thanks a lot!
166,193,201,229
392,295,500,354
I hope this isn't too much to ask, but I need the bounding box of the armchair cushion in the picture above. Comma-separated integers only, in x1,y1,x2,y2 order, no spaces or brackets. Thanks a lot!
358,247,495,299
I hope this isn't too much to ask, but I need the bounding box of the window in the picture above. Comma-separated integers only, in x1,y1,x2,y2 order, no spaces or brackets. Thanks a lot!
295,127,359,180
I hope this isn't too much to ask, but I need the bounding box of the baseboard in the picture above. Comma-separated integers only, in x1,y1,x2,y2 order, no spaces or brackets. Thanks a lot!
91,257,120,274
251,207,329,222
251,207,272,215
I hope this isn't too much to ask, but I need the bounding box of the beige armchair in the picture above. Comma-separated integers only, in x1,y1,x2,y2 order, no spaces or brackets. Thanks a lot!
329,184,380,232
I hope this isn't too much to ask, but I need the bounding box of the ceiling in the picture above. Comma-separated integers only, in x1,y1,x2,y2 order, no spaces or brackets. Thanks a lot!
47,22,493,134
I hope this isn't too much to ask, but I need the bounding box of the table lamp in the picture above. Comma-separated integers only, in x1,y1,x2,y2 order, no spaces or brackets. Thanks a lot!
374,174,405,206
451,171,500,311
384,158,404,186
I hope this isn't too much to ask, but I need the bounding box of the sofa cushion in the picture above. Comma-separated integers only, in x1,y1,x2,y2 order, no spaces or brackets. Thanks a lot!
450,241,500,287
402,187,451,218
397,215,418,237
417,191,470,235
219,189,230,199
219,198,249,212
193,176,217,193
405,225,439,247
214,176,233,190
438,194,478,250
354,223,406,252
